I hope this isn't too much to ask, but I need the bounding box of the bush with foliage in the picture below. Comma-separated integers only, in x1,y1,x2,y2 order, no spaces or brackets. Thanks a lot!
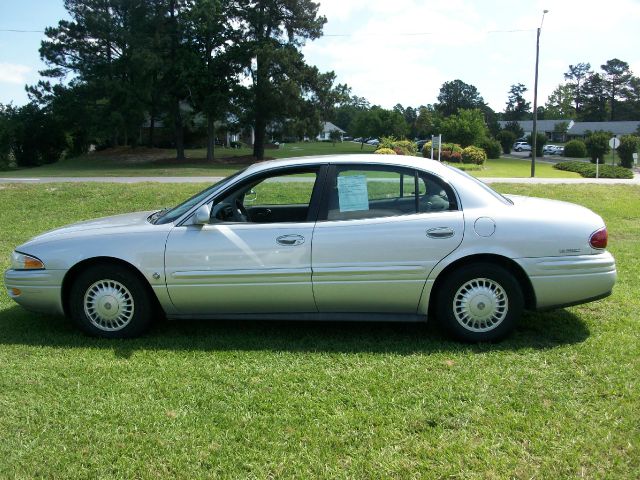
378,136,417,156
421,141,463,160
563,139,587,158
617,135,639,168
584,131,611,163
476,137,501,159
374,147,396,155
439,109,488,147
525,132,547,157
496,130,516,154
461,146,487,165
554,161,633,179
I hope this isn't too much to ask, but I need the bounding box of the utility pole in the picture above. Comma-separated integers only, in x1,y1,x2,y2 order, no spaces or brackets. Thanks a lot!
531,9,548,177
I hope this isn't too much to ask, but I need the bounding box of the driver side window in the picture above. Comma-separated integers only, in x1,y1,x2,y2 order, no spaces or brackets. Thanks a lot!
211,169,320,224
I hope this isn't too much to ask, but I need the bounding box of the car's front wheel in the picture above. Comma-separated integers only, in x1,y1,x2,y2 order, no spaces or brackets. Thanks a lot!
69,264,153,338
436,263,523,342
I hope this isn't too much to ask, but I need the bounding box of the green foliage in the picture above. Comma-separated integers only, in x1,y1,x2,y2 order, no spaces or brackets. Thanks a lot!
373,147,396,155
421,142,463,162
328,129,342,145
503,121,524,139
554,160,633,178
504,83,531,121
563,140,587,158
378,137,417,156
496,130,516,154
616,135,639,168
584,130,611,163
461,145,487,165
440,109,488,147
436,79,486,116
475,137,501,159
525,132,547,157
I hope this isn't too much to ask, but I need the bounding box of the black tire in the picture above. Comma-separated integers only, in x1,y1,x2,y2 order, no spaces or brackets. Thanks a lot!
69,264,153,338
436,263,523,342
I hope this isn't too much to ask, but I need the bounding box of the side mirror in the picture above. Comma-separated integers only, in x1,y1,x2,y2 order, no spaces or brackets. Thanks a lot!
193,204,211,225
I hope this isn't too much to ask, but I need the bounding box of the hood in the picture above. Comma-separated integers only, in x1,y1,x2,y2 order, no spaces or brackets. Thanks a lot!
22,211,157,245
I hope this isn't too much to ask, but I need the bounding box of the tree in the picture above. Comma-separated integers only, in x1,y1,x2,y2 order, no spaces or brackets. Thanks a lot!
496,130,516,154
584,130,611,164
564,62,591,113
580,73,609,121
350,109,382,148
440,109,487,147
525,132,546,157
414,105,439,139
504,83,531,121
617,135,639,168
328,129,342,145
238,0,327,160
544,84,576,119
601,58,633,120
503,120,524,139
436,79,486,117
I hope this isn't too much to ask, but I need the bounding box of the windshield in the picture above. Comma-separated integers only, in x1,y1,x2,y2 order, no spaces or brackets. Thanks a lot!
152,169,246,225
443,164,513,205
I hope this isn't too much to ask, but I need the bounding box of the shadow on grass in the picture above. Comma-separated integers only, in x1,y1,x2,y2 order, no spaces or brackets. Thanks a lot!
0,306,589,356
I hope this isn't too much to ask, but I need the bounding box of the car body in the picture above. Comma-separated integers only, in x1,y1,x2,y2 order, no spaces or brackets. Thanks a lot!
543,144,557,155
366,138,380,146
513,142,531,152
5,155,616,341
554,146,565,155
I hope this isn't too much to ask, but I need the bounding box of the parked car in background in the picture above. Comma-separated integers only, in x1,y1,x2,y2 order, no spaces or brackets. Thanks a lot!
6,155,616,343
554,146,565,155
514,142,531,152
366,138,380,146
543,145,558,155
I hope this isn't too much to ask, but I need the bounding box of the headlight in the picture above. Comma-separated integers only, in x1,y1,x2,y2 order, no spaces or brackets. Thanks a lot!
10,252,45,270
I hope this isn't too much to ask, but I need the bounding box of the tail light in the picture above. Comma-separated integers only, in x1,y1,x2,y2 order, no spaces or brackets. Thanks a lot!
589,227,608,249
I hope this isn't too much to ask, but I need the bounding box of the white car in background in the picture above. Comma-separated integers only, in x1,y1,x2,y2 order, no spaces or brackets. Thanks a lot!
513,142,531,152
5,155,616,342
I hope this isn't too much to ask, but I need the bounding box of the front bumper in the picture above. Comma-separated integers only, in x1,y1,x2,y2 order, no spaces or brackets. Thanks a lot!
516,252,617,310
4,269,66,316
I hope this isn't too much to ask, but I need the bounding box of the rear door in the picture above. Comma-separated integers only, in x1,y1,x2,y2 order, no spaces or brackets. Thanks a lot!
311,164,464,313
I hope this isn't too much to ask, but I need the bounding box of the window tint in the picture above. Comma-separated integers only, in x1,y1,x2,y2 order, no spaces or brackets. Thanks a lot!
327,166,418,220
326,166,457,221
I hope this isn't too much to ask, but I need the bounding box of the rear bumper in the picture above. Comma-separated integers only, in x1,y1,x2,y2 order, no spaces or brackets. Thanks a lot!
516,252,617,310
4,269,66,316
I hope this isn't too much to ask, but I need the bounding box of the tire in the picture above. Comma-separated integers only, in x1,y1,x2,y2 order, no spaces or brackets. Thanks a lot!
436,263,523,342
69,264,153,338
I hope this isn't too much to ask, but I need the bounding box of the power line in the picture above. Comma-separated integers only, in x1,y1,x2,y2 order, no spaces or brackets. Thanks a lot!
323,28,534,38
0,29,45,33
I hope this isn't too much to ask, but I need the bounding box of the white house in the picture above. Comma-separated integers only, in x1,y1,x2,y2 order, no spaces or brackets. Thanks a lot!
316,121,345,141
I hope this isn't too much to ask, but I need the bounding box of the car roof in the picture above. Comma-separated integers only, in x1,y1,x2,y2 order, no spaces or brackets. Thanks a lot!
244,154,454,177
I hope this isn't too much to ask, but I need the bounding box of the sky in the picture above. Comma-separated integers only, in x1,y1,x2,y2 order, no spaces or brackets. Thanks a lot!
1,0,639,112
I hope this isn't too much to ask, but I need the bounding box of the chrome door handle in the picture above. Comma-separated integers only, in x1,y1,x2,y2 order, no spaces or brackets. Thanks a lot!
276,234,305,246
426,227,454,239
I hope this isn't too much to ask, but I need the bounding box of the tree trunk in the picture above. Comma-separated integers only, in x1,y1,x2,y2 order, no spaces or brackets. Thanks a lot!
174,100,185,160
148,115,155,148
207,116,215,162
253,116,266,160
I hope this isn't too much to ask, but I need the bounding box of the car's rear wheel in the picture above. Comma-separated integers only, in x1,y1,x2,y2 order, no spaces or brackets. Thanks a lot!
69,264,152,338
436,263,523,342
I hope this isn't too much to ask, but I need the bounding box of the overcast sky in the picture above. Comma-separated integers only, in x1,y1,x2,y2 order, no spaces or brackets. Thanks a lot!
1,0,639,112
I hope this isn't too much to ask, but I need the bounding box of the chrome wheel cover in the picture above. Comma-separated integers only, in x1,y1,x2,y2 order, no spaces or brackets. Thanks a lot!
453,278,508,332
83,279,134,331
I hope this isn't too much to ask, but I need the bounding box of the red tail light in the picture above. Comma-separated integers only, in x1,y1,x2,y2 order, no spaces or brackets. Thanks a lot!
590,227,608,249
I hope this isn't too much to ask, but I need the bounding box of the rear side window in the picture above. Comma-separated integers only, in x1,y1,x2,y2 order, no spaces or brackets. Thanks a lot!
325,165,456,221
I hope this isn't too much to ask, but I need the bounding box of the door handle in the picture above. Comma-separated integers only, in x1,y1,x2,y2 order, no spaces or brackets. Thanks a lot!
426,227,454,239
276,234,305,246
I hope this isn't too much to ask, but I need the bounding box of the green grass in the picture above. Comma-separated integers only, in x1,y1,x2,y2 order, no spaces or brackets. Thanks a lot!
0,183,638,478
459,157,582,178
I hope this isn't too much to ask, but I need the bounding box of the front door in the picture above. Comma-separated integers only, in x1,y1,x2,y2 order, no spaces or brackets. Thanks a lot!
165,167,324,315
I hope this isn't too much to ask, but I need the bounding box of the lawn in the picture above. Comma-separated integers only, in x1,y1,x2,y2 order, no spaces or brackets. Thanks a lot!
0,142,586,179
0,183,638,478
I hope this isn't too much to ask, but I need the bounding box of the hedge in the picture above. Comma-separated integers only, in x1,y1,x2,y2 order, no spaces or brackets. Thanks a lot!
553,161,633,179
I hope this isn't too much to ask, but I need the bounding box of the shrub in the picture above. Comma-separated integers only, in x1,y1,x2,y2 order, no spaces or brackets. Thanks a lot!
584,131,611,163
563,140,587,158
378,136,417,156
554,161,633,179
461,145,487,165
496,130,516,154
374,147,396,155
442,151,462,163
617,135,639,168
476,137,501,159
422,142,462,159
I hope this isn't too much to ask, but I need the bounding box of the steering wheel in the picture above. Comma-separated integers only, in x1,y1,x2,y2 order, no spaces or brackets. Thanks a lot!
234,198,249,222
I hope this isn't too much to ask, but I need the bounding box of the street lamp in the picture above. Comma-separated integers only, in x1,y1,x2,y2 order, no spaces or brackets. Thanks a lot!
531,9,548,177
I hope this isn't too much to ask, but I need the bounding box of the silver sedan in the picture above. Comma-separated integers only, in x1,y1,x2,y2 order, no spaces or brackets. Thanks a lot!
5,155,616,342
